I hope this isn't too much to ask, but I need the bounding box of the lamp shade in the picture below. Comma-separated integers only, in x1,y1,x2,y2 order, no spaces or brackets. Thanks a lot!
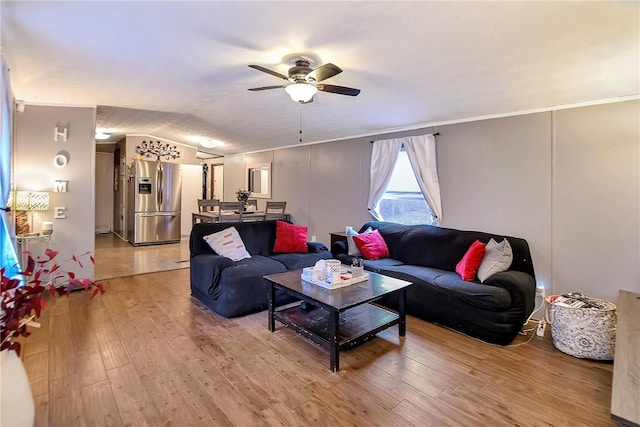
285,83,317,103
14,191,49,211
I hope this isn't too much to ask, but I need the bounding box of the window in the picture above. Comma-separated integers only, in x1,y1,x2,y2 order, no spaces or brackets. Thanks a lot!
378,148,435,224
1,56,20,277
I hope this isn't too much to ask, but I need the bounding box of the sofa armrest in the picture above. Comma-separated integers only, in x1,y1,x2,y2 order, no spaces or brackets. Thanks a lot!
484,270,536,318
331,240,348,257
307,241,329,253
190,254,235,296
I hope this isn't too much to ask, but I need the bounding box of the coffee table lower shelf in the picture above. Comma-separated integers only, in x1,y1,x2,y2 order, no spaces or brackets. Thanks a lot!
273,303,399,369
265,269,412,372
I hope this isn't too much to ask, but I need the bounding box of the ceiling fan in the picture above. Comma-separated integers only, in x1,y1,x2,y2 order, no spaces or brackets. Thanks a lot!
247,56,361,103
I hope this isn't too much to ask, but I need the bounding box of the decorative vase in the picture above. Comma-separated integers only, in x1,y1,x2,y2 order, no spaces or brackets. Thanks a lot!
0,350,35,427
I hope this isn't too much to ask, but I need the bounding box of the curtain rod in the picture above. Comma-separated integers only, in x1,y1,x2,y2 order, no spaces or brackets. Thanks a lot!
370,132,439,143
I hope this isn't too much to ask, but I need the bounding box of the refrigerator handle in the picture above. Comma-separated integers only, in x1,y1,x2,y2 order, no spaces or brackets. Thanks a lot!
138,213,176,217
157,164,163,208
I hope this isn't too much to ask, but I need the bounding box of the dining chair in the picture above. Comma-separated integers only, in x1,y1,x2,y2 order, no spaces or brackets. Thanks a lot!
218,201,244,222
197,199,219,212
264,201,287,220
194,199,219,224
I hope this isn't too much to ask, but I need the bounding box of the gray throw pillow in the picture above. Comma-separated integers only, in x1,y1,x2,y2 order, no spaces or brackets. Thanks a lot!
477,238,513,282
345,226,372,256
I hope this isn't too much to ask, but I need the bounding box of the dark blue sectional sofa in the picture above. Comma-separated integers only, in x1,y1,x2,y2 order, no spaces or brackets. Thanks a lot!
190,221,332,318
333,221,537,345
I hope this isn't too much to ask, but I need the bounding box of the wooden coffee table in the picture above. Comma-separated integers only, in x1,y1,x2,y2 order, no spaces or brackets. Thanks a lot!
264,269,412,372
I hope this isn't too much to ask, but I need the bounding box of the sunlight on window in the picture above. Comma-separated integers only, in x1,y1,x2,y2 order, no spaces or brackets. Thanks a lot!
379,150,434,224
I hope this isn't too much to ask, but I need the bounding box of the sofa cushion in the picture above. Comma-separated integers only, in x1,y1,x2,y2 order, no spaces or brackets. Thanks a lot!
379,264,511,311
353,229,390,260
455,240,486,281
433,272,511,311
345,226,372,256
361,258,405,273
205,255,290,318
478,238,513,283
273,221,308,253
203,226,251,261
269,252,332,271
378,264,449,284
190,254,284,298
219,255,288,284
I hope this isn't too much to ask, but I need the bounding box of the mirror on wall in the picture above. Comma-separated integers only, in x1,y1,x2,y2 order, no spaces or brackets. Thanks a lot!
246,162,271,199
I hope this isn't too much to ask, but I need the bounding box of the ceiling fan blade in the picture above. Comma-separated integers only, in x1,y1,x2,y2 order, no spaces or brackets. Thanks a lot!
316,84,361,96
247,85,286,91
305,63,342,82
248,65,288,80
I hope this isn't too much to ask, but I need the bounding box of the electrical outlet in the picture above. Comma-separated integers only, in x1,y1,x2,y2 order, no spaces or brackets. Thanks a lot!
536,280,546,299
311,235,317,242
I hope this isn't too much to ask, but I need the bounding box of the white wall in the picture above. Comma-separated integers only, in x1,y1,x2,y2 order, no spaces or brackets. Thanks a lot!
181,164,202,238
224,99,640,302
437,113,553,291
222,154,249,204
14,105,96,279
553,102,639,301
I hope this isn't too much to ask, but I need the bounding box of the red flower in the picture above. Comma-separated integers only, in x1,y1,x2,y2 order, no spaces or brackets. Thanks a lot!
1,250,104,356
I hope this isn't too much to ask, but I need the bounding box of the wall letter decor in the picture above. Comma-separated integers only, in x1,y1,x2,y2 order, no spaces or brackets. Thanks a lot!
54,152,69,168
54,180,68,192
54,126,68,142
54,206,67,219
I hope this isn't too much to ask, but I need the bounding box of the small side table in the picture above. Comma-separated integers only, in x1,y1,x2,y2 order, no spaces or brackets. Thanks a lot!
16,233,52,268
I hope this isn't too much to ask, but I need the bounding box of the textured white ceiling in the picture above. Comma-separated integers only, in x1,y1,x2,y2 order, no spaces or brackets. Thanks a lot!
1,1,638,156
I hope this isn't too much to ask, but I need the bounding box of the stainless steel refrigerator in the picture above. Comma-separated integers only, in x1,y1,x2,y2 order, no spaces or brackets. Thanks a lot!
127,160,182,246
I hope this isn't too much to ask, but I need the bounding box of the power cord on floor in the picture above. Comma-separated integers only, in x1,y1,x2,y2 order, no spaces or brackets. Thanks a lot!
489,294,549,348
505,293,549,347
525,291,547,325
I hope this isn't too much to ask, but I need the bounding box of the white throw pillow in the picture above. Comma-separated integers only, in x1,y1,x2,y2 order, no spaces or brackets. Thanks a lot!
477,238,513,283
345,226,373,256
203,226,251,261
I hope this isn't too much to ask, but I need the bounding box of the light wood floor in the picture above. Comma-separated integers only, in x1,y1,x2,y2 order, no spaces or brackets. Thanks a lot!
18,268,616,427
94,233,190,281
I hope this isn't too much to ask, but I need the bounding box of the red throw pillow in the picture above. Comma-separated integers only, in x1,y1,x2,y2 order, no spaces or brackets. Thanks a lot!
455,240,486,281
353,229,389,260
273,221,308,253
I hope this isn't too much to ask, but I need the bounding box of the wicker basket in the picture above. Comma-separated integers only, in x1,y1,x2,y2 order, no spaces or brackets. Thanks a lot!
545,294,616,360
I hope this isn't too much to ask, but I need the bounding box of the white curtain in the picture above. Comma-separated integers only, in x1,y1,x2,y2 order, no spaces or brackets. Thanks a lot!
404,134,442,225
368,133,442,225
367,138,403,220
0,55,20,274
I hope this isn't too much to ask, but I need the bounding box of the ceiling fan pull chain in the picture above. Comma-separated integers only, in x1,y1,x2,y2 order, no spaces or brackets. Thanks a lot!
299,104,303,143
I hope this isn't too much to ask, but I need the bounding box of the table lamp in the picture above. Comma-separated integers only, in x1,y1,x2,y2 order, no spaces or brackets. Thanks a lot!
13,191,50,235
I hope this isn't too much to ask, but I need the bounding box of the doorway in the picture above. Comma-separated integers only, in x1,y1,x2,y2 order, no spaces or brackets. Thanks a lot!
95,152,114,233
212,164,224,200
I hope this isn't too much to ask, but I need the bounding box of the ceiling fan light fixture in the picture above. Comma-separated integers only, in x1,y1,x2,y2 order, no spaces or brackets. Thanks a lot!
199,139,221,148
285,83,317,103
